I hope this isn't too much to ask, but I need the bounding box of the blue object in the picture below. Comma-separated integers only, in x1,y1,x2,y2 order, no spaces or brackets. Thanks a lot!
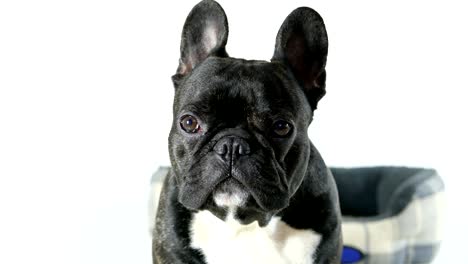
341,246,365,263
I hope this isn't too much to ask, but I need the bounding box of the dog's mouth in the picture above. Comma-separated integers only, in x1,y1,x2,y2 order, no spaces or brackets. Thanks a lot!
200,178,277,227
177,151,291,226
212,178,248,208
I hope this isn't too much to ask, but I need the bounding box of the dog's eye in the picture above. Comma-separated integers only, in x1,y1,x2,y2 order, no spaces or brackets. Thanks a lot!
272,120,293,137
180,115,201,133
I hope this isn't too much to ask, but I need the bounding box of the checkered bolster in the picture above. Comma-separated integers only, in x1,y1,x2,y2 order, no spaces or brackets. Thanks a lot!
337,167,445,264
148,167,170,235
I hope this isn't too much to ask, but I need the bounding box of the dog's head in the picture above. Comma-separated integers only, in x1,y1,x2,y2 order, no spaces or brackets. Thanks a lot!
169,0,328,226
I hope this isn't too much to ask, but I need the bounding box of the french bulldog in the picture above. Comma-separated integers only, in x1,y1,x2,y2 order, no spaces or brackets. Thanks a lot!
153,0,342,263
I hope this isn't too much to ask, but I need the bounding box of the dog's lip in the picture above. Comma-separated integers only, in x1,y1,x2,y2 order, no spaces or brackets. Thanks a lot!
178,175,229,210
210,175,290,213
233,176,290,212
213,190,248,208
204,192,276,227
257,196,288,211
212,177,248,205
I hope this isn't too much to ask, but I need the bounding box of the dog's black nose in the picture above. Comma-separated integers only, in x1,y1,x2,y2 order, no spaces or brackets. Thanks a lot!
214,137,250,161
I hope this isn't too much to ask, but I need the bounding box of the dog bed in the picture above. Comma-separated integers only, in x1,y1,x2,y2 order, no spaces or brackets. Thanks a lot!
149,166,444,264
334,167,445,264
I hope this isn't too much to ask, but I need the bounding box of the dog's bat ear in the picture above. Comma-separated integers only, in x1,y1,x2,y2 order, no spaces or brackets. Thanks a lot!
173,0,229,85
272,7,328,110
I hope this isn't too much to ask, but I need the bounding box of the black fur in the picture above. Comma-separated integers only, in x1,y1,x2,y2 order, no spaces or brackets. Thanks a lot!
153,1,342,263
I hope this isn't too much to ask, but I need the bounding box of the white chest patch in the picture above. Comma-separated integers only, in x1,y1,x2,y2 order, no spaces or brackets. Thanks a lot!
190,210,322,264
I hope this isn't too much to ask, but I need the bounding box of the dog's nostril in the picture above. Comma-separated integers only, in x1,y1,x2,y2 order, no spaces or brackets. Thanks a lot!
214,137,251,160
232,139,250,157
214,143,228,155
238,143,250,156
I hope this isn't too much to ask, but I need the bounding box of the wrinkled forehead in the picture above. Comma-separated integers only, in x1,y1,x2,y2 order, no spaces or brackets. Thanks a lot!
176,57,305,117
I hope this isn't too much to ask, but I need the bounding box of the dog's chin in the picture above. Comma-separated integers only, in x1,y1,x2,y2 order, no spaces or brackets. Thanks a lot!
204,202,275,227
232,206,275,227
201,178,276,227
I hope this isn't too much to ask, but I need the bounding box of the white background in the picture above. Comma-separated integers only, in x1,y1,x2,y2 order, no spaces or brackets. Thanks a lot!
0,0,467,263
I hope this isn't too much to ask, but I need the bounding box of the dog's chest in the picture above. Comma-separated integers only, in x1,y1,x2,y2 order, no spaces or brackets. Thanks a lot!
190,210,321,264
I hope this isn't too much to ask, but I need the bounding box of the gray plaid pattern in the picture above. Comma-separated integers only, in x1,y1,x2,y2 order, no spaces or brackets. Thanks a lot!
341,169,445,264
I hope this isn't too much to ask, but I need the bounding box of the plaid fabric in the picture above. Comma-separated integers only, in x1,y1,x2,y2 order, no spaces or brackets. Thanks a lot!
149,167,445,264
340,168,445,264
148,167,169,234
